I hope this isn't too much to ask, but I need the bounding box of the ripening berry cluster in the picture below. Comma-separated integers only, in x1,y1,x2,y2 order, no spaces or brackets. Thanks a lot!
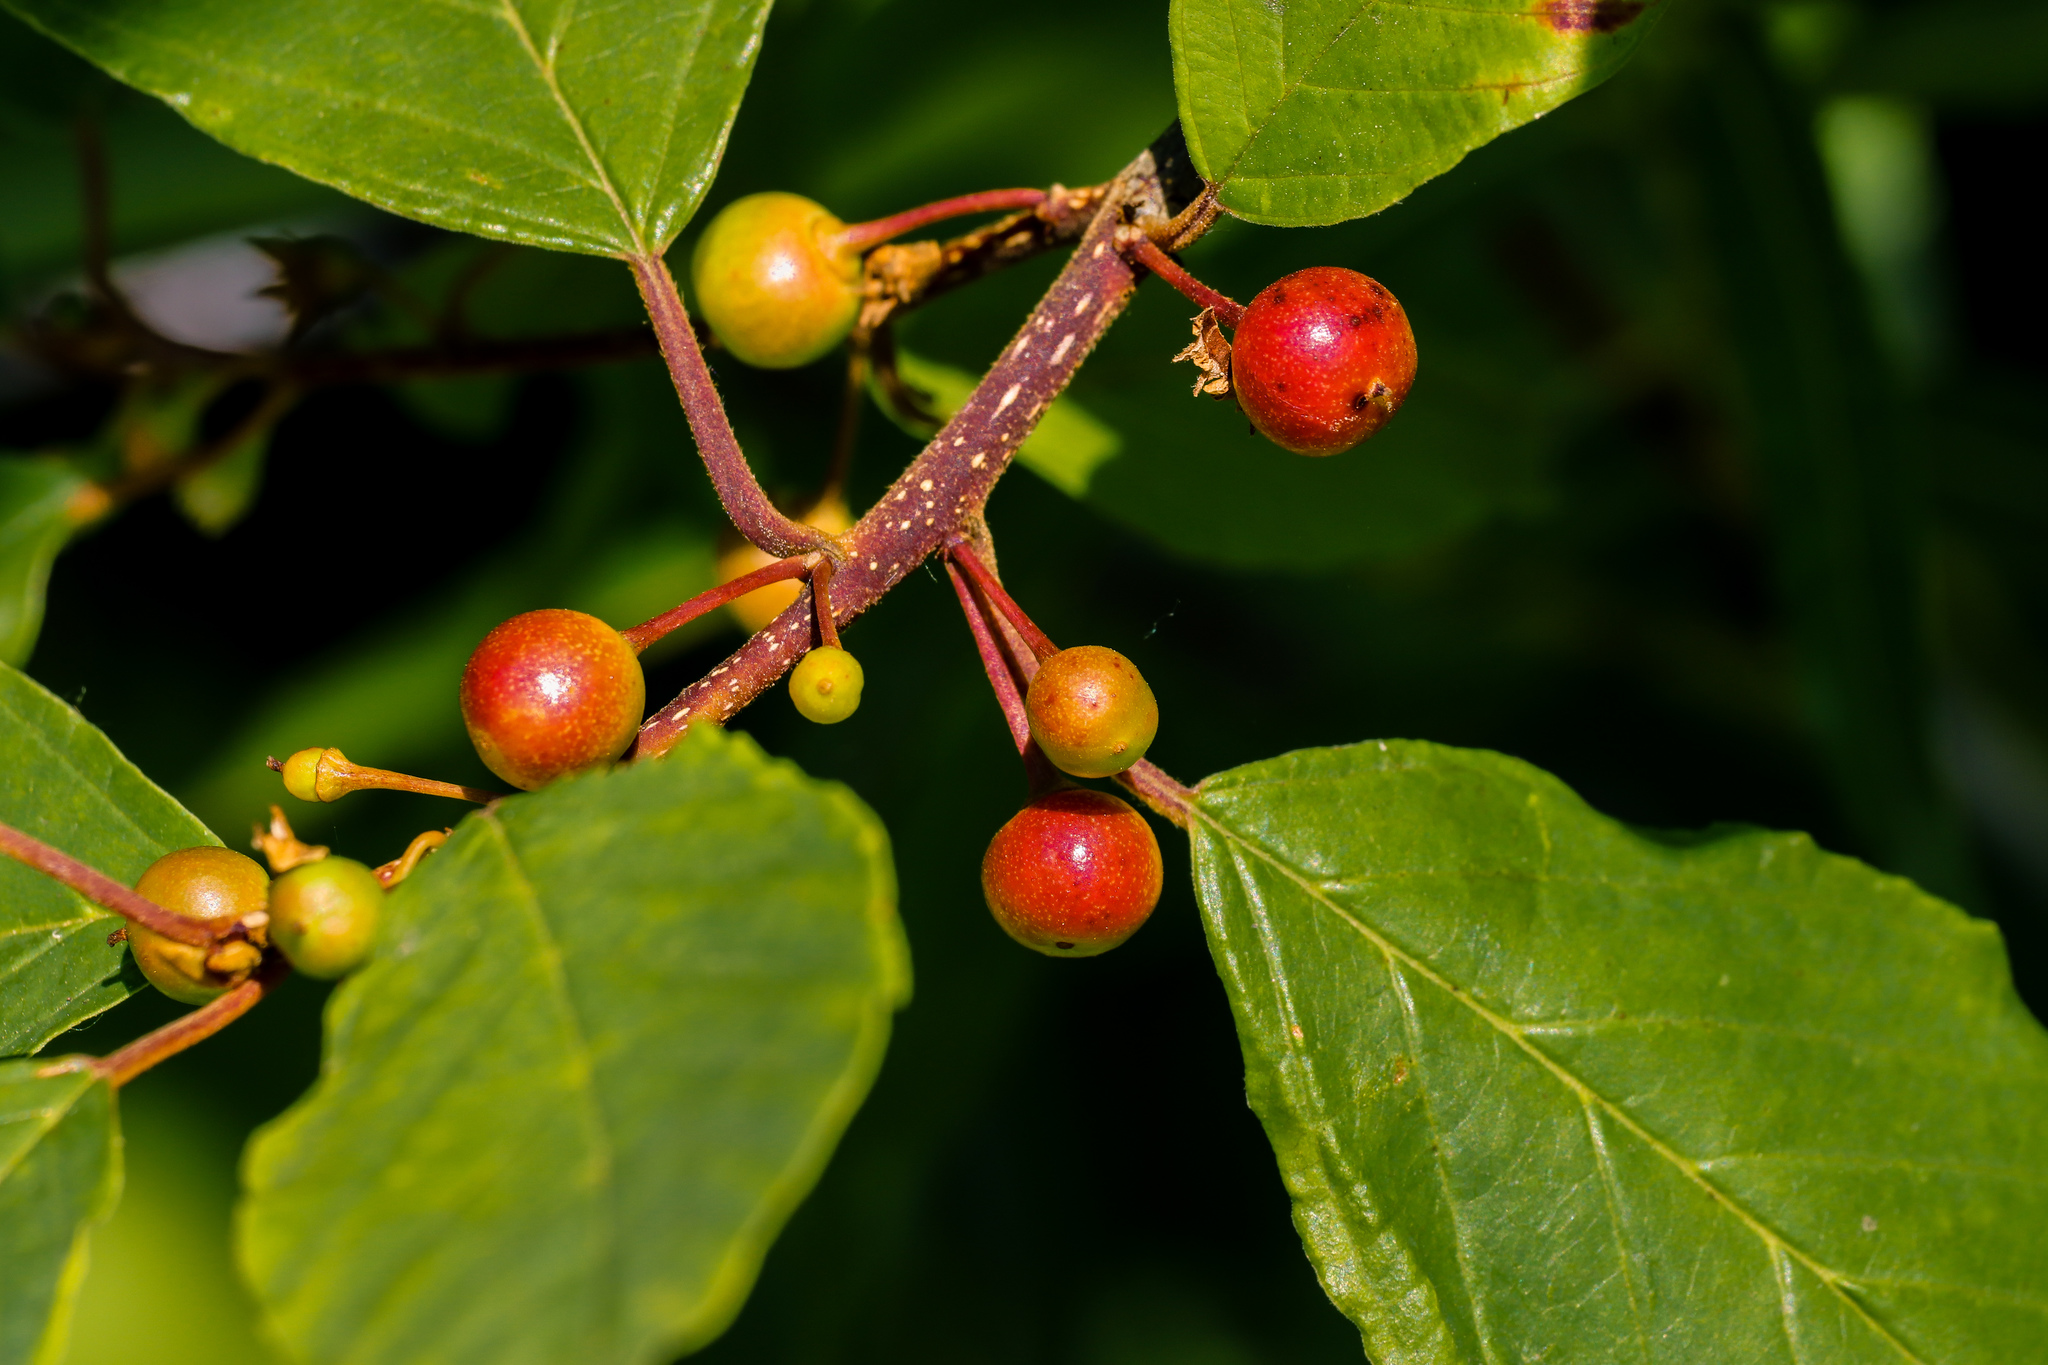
128,845,383,1002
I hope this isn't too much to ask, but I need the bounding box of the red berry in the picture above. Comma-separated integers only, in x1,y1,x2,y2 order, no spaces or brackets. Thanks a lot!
1231,266,1417,456
460,609,646,791
981,789,1163,957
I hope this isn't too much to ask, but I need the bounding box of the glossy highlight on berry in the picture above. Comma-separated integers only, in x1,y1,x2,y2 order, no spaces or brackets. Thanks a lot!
690,192,864,369
130,846,271,1004
1231,266,1417,456
460,609,646,791
981,788,1163,957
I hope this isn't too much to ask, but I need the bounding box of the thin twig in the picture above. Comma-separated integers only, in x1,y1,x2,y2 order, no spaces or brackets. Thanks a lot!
627,253,840,560
0,819,215,947
822,345,869,501
94,956,291,1087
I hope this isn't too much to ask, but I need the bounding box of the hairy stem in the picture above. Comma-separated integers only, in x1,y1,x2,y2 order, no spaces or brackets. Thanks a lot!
0,819,216,947
94,956,291,1087
627,253,837,558
837,188,1051,252
633,144,1171,757
1115,761,1195,828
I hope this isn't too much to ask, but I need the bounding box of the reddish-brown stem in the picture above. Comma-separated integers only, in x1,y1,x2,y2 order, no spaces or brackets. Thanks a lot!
1115,760,1196,829
633,145,1172,756
946,558,1031,753
1121,234,1245,328
0,819,214,947
93,956,291,1087
812,560,841,650
945,538,1058,661
629,253,837,559
619,554,818,653
836,189,1050,252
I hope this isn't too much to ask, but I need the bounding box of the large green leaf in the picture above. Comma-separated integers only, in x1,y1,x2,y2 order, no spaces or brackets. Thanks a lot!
1189,740,2048,1363
1170,0,1668,225
1,663,217,1058
0,458,90,669
0,0,774,257
238,729,909,1365
0,1060,121,1365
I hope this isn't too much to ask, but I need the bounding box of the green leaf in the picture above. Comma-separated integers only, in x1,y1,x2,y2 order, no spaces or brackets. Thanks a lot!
1170,0,1668,225
1189,740,2048,1363
238,730,909,1365
1,0,775,257
0,662,217,1057
0,458,89,668
0,1060,121,1365
875,349,1122,498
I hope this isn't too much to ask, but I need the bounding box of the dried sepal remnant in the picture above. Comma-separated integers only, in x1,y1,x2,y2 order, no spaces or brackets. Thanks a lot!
1173,307,1233,398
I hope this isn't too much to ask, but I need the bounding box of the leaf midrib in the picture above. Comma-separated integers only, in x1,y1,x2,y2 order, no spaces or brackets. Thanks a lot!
496,0,646,257
1189,795,1930,1365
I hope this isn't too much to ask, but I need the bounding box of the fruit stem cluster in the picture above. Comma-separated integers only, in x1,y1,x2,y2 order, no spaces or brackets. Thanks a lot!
632,145,1176,756
943,556,1034,754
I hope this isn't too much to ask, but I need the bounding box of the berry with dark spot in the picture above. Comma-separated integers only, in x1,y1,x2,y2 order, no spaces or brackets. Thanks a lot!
1025,645,1157,779
460,609,646,791
270,856,383,979
130,846,271,1004
981,788,1163,957
1231,266,1417,456
690,192,864,369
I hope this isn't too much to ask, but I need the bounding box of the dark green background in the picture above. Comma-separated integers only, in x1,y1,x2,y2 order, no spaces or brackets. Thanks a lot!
3,0,2043,1360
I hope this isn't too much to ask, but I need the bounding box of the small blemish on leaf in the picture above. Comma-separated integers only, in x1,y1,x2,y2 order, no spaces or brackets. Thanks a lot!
1861,1215,1879,1233
1538,0,1647,33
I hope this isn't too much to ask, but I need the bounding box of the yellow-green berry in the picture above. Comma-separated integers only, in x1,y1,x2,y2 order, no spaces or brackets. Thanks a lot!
789,646,864,724
269,856,382,979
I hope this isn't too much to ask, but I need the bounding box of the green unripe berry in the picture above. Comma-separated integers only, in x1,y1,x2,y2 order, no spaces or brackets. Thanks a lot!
269,856,383,979
130,846,271,1004
789,646,864,723
1025,645,1158,779
691,192,863,369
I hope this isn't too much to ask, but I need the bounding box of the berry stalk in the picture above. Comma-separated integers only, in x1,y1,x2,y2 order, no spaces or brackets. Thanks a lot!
1119,233,1245,328
944,556,1033,753
835,188,1051,252
92,955,291,1087
944,538,1058,660
0,818,218,948
628,253,843,560
620,554,820,653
